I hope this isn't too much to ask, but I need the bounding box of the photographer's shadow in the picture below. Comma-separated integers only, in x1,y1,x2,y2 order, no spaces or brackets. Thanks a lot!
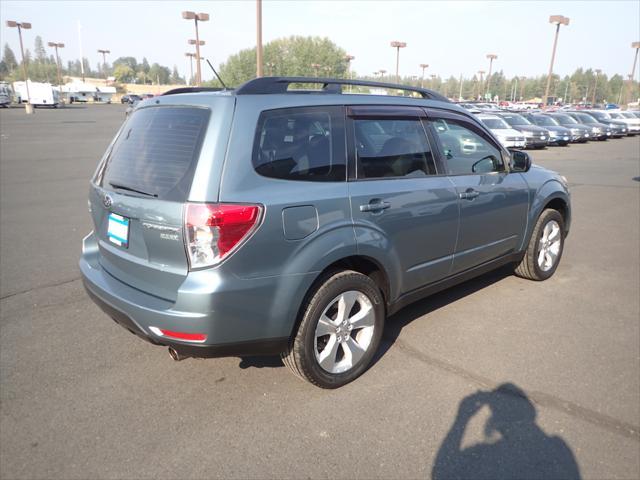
432,383,581,480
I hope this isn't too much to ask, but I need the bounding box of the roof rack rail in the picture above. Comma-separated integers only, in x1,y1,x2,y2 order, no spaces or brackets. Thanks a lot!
234,77,450,102
162,86,228,96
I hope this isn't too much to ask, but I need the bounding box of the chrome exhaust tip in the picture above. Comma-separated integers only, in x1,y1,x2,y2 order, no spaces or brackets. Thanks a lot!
168,347,186,362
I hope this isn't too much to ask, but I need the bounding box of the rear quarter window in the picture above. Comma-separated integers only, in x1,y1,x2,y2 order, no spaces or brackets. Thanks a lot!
101,106,210,201
252,106,346,182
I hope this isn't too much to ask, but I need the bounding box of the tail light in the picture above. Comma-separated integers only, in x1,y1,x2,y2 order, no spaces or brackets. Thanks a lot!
184,203,262,269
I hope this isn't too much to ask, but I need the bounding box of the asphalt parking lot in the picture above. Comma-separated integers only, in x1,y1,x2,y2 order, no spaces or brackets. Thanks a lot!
1,104,638,479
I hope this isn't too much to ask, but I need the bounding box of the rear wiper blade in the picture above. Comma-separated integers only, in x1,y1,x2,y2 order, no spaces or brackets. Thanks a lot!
108,182,158,198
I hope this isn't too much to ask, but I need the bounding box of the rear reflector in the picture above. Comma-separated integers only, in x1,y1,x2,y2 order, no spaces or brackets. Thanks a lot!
184,203,262,269
149,326,207,343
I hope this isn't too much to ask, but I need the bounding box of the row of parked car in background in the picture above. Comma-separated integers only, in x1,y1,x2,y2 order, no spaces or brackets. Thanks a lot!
458,102,640,149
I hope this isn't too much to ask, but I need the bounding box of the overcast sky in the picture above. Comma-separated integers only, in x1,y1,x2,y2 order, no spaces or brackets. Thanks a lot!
1,0,639,82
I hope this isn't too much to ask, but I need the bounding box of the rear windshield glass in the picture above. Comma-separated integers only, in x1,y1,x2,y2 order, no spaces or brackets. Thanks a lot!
481,118,509,129
101,106,209,200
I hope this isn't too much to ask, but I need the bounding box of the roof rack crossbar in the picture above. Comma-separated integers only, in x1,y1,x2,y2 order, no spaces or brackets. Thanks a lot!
234,77,450,102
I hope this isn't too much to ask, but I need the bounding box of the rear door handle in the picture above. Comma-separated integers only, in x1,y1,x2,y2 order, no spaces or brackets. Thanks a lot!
459,189,480,200
360,200,391,212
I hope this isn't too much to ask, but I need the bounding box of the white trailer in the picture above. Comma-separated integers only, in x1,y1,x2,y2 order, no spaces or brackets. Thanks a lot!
95,86,116,103
12,81,60,107
63,82,97,103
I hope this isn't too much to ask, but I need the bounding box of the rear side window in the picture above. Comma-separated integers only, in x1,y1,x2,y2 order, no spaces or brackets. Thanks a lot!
101,106,209,200
252,107,346,182
353,118,436,179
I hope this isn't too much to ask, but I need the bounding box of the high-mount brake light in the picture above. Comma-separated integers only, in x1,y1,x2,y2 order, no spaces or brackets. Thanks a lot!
184,203,262,269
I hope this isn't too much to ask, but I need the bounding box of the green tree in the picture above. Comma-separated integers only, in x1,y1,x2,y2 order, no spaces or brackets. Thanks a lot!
3,44,18,72
113,56,137,72
170,65,183,84
113,63,134,82
148,63,170,84
215,36,348,87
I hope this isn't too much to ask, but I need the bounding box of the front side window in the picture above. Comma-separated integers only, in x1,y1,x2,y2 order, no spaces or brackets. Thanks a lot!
353,118,436,179
253,107,345,181
430,118,504,175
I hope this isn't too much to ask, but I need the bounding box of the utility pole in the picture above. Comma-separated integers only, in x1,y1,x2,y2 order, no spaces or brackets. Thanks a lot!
256,0,263,77
544,15,570,106
6,20,33,114
458,73,463,101
477,71,485,100
390,41,406,83
182,11,209,86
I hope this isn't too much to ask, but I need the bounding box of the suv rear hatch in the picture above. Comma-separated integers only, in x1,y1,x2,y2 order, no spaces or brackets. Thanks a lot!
89,96,234,301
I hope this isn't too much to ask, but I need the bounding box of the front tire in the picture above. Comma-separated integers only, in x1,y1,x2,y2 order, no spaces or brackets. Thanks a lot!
515,209,565,281
282,270,385,388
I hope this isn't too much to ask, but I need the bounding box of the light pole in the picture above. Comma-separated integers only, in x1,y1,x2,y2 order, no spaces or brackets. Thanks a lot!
188,39,205,85
379,69,387,81
419,63,429,88
97,49,110,80
256,0,263,77
182,11,209,86
430,74,437,90
185,53,196,85
591,69,602,105
485,53,497,98
345,54,355,80
6,20,33,114
626,42,640,106
48,41,64,103
390,41,406,83
477,70,485,99
544,15,570,106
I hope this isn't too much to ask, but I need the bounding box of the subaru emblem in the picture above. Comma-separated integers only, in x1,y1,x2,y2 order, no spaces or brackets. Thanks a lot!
103,194,113,209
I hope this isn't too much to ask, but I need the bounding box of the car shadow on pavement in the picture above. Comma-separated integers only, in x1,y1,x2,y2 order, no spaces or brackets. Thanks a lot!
237,267,515,371
431,383,581,480
376,266,514,364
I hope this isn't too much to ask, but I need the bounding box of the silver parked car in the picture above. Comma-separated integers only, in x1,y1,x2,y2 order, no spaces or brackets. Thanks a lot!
80,77,571,388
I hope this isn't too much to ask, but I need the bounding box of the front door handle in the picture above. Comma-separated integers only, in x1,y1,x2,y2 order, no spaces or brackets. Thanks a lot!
360,200,391,212
459,189,480,200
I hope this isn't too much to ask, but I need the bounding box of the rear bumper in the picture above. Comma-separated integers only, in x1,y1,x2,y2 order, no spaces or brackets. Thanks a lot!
80,231,299,357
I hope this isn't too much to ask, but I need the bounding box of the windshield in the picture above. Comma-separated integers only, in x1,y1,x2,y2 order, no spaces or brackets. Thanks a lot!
481,118,510,129
589,111,610,120
501,114,531,126
574,113,598,124
609,112,623,119
622,112,637,119
551,114,578,125
533,116,558,126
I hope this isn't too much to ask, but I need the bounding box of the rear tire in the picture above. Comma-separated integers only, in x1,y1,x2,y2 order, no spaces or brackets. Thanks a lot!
282,270,385,388
515,209,565,281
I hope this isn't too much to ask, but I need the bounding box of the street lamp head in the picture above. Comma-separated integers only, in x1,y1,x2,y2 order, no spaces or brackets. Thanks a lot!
6,20,17,27
21,22,32,29
478,70,485,74
182,11,196,20
48,42,55,47
549,15,569,26
595,69,602,74
188,39,205,46
185,52,196,58
379,69,387,74
632,42,640,49
420,63,429,69
390,41,407,48
196,13,210,21
487,54,498,60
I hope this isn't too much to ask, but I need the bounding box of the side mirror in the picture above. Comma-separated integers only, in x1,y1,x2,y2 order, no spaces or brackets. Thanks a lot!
511,150,531,172
472,155,497,173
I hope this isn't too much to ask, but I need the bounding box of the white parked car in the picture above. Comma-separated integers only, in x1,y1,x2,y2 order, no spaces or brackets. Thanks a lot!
607,111,640,134
477,114,526,149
